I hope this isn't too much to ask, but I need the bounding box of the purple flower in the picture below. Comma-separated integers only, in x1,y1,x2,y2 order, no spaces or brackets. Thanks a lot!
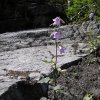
53,17,61,26
89,12,94,20
50,31,61,40
59,46,66,54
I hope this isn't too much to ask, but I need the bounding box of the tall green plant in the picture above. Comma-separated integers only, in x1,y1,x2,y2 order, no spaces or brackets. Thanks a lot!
66,0,100,22
87,32,100,54
39,17,66,100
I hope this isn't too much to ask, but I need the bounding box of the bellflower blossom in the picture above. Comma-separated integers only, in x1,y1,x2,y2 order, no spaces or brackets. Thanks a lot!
59,46,66,54
50,31,61,40
89,12,94,20
53,17,61,26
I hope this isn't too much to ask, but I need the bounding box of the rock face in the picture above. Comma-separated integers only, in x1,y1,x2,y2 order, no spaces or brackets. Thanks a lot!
0,0,66,33
0,21,99,99
80,21,100,35
0,25,85,52
0,20,99,52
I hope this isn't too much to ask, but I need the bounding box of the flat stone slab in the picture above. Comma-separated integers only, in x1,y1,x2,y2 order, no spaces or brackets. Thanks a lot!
0,43,89,95
0,44,88,72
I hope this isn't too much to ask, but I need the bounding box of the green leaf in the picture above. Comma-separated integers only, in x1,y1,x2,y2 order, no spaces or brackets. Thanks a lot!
49,79,54,84
58,68,66,73
40,97,48,100
53,85,61,91
38,77,50,83
83,93,93,100
42,60,55,64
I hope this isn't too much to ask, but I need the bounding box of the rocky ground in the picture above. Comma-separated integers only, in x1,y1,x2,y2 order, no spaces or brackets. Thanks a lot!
49,54,100,100
0,21,100,100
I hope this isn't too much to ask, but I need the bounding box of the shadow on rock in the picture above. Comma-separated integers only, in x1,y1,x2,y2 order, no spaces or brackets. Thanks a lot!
0,81,48,100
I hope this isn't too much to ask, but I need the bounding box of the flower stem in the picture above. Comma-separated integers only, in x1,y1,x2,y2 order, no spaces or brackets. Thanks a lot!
55,41,57,69
54,40,57,86
53,40,58,99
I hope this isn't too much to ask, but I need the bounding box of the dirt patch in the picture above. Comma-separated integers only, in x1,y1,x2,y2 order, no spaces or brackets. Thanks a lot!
48,54,100,100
